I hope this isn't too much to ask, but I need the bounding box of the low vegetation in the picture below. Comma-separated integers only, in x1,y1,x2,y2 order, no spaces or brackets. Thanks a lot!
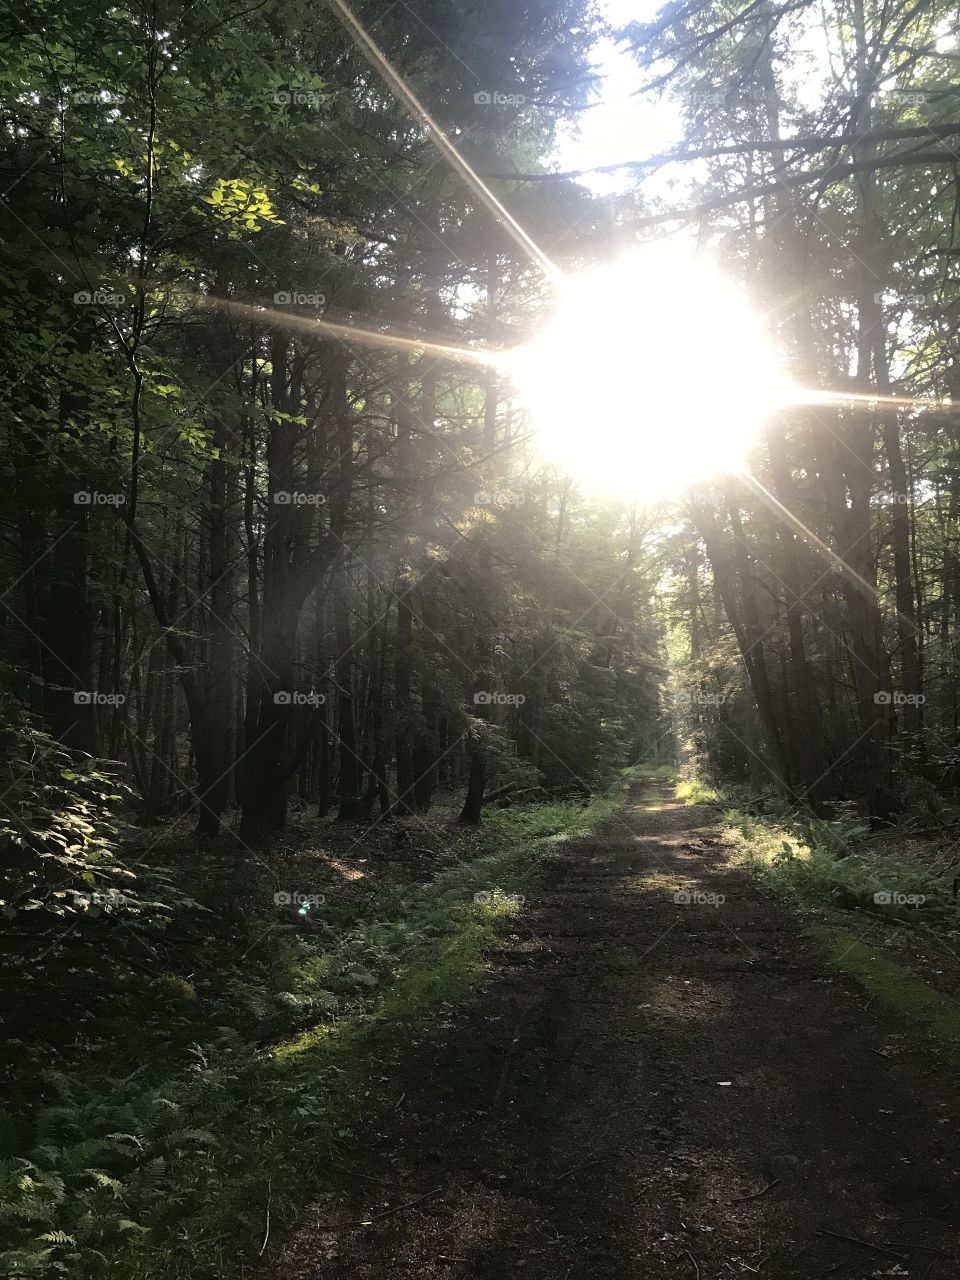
0,775,627,1280
679,779,960,1055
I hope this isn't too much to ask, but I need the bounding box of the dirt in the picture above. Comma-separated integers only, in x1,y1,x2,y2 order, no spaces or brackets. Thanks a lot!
265,780,960,1279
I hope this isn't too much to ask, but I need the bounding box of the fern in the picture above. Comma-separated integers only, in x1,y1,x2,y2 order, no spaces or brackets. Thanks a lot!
0,1066,230,1278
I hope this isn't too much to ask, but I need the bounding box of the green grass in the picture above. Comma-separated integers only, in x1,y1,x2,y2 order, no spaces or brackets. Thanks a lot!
676,778,724,806
810,924,960,1053
485,778,630,848
1,782,627,1280
627,762,678,781
705,791,960,1060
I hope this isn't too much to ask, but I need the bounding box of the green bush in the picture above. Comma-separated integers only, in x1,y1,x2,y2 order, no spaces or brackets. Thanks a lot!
723,806,958,924
0,693,136,930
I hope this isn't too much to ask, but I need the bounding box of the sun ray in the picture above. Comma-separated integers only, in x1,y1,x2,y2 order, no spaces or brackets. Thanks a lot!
323,0,560,282
206,296,503,369
786,386,959,414
737,470,875,600
737,468,923,650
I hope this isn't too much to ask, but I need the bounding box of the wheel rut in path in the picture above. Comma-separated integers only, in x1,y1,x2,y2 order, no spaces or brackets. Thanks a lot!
270,780,960,1279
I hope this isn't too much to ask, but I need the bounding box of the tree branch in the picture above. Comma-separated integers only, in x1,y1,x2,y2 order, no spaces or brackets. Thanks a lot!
484,124,960,183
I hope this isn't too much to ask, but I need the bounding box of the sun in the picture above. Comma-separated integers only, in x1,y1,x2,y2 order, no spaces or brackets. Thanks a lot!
506,245,793,499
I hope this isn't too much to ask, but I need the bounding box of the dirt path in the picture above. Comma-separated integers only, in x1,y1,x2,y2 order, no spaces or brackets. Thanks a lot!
270,781,960,1279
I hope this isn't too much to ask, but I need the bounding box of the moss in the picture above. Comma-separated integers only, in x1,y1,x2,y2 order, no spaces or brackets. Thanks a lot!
809,924,960,1054
640,978,686,1020
141,972,198,1006
626,870,690,895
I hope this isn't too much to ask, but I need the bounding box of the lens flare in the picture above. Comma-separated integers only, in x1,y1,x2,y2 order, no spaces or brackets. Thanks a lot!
507,246,793,498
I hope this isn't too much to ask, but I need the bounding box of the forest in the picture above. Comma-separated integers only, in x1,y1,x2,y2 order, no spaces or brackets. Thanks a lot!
4,0,960,1276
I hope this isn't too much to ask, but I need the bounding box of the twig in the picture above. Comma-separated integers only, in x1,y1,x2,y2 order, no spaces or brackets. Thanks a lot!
553,1155,606,1183
490,1012,528,1109
333,1186,443,1229
684,1248,700,1280
882,1239,958,1260
258,1177,271,1256
329,1161,408,1190
816,1228,906,1260
727,1177,781,1204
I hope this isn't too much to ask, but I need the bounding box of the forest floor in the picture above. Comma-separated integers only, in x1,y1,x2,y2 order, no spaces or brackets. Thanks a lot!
262,779,960,1280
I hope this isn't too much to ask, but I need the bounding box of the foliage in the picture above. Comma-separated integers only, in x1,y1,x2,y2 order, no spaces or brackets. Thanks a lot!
0,784,621,1279
676,779,724,806
0,691,142,931
722,806,960,926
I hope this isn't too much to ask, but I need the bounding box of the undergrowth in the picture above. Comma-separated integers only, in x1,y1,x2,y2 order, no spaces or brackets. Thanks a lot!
721,805,960,926
676,778,723,806
0,781,625,1280
698,782,960,1056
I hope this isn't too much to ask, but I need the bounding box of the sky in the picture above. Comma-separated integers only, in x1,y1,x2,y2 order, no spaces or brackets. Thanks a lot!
557,0,960,199
552,0,682,194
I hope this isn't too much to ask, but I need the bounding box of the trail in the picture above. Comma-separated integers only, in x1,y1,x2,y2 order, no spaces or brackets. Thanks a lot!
270,780,960,1278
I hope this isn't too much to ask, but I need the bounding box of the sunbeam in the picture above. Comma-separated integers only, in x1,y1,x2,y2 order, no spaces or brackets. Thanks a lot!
790,386,958,413
324,0,560,282
206,296,504,370
737,470,882,607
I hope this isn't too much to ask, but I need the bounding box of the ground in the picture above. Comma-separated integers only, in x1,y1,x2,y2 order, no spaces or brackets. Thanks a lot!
264,779,960,1279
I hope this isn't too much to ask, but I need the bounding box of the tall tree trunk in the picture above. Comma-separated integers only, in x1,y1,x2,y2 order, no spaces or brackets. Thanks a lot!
240,338,349,840
334,578,362,820
459,249,499,824
694,497,795,797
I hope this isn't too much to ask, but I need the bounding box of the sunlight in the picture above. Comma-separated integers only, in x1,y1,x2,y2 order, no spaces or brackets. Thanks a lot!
507,246,793,499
